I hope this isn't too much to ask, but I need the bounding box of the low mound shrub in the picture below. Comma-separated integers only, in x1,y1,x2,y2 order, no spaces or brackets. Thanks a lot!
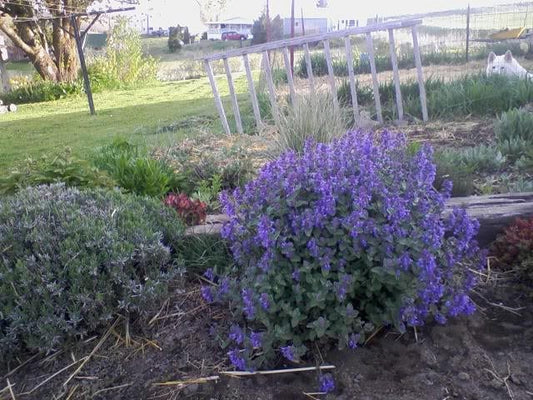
495,108,533,162
209,131,485,370
0,184,184,360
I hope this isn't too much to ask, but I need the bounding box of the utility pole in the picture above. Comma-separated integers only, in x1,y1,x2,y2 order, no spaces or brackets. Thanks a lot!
266,0,271,42
301,8,305,36
290,0,295,74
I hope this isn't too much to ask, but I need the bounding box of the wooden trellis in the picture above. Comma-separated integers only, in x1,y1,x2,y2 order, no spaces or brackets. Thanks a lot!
201,19,428,134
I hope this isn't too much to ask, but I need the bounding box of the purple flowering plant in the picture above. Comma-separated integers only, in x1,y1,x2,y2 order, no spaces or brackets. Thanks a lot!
213,131,485,370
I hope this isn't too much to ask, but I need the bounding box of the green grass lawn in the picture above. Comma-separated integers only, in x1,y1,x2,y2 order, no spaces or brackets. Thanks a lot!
0,74,251,173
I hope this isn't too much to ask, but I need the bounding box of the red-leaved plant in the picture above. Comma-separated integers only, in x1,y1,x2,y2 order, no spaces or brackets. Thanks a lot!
164,193,207,226
491,217,533,268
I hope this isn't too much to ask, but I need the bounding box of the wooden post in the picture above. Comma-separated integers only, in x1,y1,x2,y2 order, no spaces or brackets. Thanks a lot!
388,29,404,121
323,39,339,110
303,43,315,95
344,36,359,121
262,51,280,125
204,59,231,135
223,57,243,134
411,25,428,122
282,47,296,104
465,4,471,62
0,36,9,93
0,58,9,93
72,16,96,116
365,32,383,123
243,54,262,127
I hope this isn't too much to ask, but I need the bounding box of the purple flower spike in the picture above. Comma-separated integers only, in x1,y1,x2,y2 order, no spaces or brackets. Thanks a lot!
250,331,263,348
229,325,244,344
200,286,213,303
348,333,360,350
319,374,335,393
228,349,246,370
260,293,270,311
280,345,296,362
242,288,255,319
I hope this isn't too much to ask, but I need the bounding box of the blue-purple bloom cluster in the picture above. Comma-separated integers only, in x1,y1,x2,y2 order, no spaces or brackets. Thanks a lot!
319,374,335,393
217,130,485,369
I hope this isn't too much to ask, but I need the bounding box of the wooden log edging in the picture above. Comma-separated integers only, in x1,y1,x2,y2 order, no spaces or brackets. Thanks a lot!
186,193,533,247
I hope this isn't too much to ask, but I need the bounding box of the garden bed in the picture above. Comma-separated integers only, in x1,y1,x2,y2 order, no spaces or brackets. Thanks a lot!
1,118,532,400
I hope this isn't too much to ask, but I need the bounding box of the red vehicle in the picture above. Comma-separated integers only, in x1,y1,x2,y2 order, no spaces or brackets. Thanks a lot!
221,31,247,41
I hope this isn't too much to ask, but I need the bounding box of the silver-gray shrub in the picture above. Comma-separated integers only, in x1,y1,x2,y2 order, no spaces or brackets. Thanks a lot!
0,184,184,360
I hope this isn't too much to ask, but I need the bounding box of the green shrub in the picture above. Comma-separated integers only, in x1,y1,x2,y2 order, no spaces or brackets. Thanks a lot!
168,26,183,52
274,92,347,154
0,149,115,195
272,68,288,86
0,184,184,359
296,53,328,78
435,145,506,174
88,17,158,91
495,108,533,162
92,139,184,198
0,80,82,104
433,150,475,197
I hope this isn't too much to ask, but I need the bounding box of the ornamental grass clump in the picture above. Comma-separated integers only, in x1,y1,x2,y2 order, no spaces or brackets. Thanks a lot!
210,131,485,370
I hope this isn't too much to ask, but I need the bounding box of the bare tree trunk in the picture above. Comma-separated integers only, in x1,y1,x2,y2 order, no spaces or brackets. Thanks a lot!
53,17,79,82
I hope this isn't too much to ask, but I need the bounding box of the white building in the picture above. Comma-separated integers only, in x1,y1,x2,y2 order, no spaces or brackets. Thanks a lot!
206,17,253,40
282,17,333,36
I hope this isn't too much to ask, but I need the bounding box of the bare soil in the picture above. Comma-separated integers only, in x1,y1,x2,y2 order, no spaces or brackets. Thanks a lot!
1,274,531,400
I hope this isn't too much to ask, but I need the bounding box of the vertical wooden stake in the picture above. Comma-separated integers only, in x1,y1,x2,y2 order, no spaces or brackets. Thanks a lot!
365,32,383,123
388,29,404,121
323,39,339,111
303,43,315,95
0,60,9,93
344,36,359,121
466,4,471,62
72,16,95,116
223,57,243,134
282,47,296,104
243,54,262,128
262,51,280,125
411,25,428,122
204,59,231,135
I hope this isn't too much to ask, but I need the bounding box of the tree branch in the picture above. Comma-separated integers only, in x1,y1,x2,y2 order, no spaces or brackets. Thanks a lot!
0,13,36,55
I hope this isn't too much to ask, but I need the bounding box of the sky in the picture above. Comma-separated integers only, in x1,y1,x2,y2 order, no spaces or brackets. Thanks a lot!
131,0,517,33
